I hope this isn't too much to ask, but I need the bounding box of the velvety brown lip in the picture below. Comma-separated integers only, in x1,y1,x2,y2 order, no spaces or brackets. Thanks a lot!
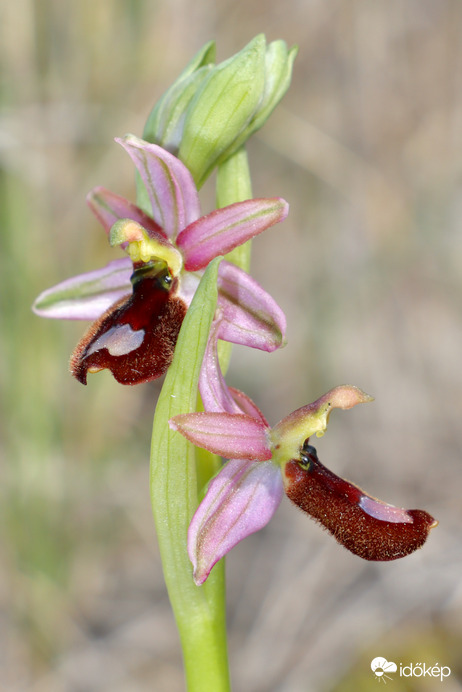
70,272,187,386
283,444,437,561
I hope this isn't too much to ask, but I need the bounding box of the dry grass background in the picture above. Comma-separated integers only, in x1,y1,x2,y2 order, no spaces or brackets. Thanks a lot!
1,1,462,690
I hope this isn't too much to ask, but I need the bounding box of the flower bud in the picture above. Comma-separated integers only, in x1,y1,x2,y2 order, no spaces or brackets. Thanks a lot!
143,41,216,155
178,34,266,187
142,35,297,188
223,39,298,158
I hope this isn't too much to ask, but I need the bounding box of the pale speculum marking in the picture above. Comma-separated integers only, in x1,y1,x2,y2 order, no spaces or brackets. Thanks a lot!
86,324,145,357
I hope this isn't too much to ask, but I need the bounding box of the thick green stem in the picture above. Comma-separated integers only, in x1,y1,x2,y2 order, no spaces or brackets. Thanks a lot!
150,259,230,692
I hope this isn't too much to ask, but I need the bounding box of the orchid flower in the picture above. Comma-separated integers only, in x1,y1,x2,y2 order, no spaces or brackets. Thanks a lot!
33,135,288,385
169,323,437,585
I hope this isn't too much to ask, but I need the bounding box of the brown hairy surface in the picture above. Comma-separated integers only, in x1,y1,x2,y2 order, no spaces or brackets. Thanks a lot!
70,278,187,385
284,456,436,561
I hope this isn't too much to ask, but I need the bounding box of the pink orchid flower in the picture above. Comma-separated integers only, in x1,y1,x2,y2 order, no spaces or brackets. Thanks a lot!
33,135,288,385
169,320,437,585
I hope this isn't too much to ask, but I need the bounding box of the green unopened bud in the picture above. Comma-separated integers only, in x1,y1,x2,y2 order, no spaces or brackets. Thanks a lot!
137,44,216,214
143,41,216,154
178,34,267,187
141,35,297,191
227,40,298,156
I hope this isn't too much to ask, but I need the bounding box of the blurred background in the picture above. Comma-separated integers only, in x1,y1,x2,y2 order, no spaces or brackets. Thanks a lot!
1,1,461,690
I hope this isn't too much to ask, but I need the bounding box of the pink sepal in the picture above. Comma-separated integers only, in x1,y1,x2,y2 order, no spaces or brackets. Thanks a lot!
116,135,200,239
188,459,283,585
228,387,269,426
86,187,164,241
199,317,243,415
169,412,271,461
177,198,289,271
32,257,132,320
198,309,272,421
217,261,286,351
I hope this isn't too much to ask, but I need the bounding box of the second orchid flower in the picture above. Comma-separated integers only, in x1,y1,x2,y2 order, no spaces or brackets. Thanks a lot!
170,321,437,585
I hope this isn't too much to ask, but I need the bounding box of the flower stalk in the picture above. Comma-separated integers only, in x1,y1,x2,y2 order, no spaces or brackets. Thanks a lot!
215,146,253,377
149,257,230,691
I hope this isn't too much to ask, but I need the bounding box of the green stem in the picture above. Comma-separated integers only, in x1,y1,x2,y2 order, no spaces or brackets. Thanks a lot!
150,259,230,692
215,147,253,374
216,146,253,270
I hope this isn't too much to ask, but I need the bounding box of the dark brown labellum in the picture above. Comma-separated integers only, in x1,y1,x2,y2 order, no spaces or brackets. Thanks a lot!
283,442,437,561
70,262,187,385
